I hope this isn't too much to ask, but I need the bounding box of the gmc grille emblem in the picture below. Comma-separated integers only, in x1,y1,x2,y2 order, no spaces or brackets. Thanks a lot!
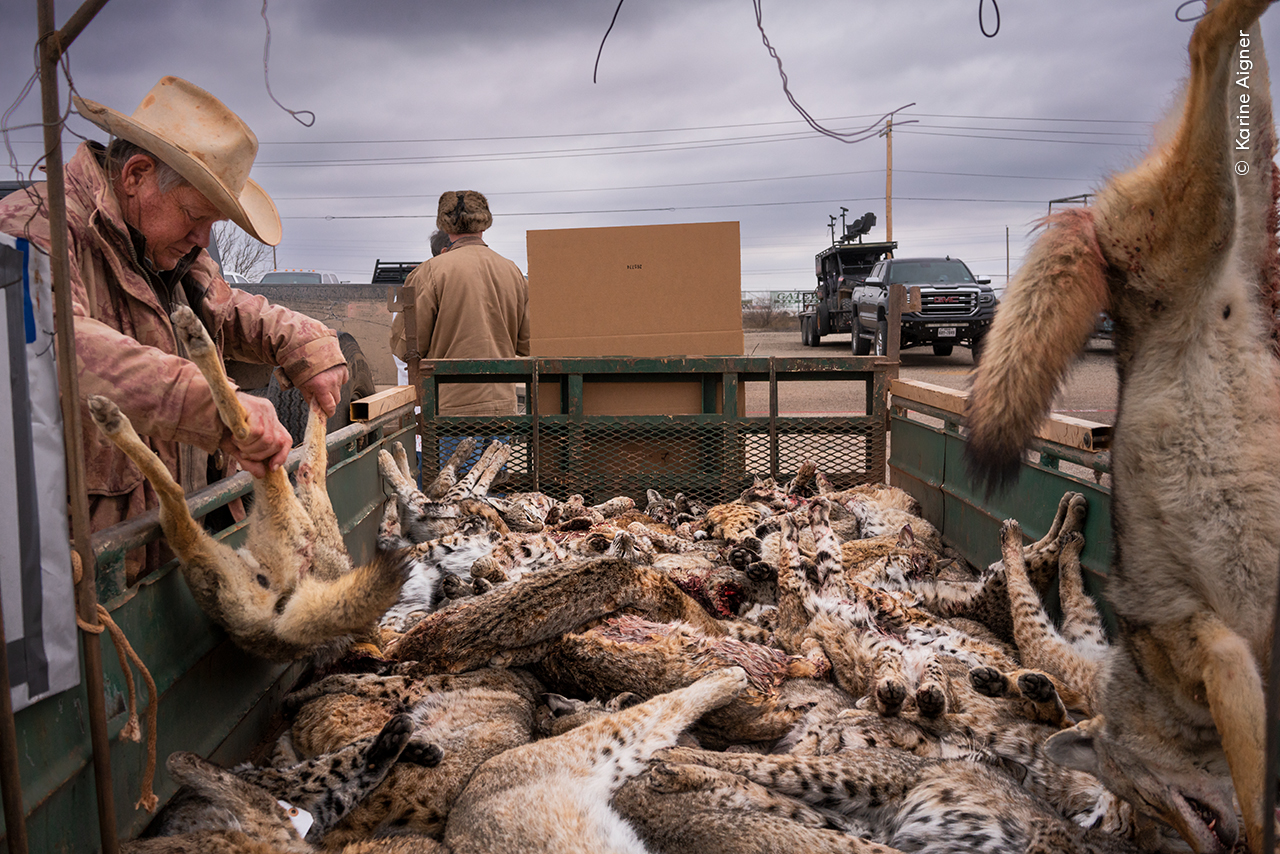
931,295,961,303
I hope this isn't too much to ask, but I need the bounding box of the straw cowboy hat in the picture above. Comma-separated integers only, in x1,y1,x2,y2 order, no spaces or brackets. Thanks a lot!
73,76,282,246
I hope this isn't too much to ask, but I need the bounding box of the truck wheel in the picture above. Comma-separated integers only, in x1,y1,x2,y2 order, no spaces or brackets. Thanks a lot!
801,316,814,346
932,343,953,357
873,319,889,357
970,334,986,364
852,317,871,356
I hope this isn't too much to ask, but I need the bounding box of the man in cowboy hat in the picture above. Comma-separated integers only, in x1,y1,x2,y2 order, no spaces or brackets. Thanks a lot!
0,76,349,580
391,190,529,417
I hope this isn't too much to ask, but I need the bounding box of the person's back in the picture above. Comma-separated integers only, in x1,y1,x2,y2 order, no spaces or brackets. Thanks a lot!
399,191,529,416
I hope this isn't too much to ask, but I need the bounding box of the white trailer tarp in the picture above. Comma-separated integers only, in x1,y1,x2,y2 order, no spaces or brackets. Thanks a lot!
0,234,79,711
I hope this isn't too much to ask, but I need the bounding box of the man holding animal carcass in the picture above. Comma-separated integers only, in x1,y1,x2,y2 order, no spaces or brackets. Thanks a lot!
0,76,349,581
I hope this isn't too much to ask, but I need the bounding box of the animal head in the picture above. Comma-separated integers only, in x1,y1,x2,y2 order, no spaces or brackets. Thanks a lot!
1045,716,1239,854
145,752,310,850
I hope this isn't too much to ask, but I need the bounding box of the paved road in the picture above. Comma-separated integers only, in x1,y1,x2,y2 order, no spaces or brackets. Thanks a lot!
742,329,1119,426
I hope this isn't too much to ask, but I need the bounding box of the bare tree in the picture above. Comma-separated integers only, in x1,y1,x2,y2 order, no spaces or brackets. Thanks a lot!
212,221,274,281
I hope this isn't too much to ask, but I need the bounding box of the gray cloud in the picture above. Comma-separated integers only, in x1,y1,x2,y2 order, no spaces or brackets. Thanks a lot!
3,1,1277,292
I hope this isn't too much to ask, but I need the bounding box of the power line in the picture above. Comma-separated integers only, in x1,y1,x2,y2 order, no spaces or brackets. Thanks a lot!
285,195,1050,221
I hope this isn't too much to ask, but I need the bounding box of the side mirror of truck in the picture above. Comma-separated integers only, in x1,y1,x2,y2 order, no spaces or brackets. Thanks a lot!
976,277,992,284
864,276,883,285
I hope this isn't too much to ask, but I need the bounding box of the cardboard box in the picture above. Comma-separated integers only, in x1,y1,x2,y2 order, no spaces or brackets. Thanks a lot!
526,221,744,415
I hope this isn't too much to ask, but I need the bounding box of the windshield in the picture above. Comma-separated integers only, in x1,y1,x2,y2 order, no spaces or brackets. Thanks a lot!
887,260,974,285
260,272,323,285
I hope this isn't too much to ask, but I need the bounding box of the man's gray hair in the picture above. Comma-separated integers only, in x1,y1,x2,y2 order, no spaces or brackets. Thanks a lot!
105,138,190,194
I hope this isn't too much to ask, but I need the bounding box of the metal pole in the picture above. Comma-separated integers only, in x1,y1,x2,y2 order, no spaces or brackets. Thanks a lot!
0,585,25,854
36,1,120,851
884,118,893,244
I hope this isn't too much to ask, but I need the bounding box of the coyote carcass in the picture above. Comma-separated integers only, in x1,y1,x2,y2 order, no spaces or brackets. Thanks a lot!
965,1,1280,852
87,306,409,662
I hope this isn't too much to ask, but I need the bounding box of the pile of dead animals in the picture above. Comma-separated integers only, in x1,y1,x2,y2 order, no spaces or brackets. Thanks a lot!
128,435,1176,854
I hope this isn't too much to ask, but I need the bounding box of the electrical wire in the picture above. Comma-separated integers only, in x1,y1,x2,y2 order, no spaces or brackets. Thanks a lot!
261,0,315,127
594,0,626,83
753,0,912,144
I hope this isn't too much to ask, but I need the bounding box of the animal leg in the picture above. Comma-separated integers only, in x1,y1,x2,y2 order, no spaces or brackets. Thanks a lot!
1022,492,1087,590
464,441,511,499
86,396,218,564
170,306,302,527
642,760,834,829
392,440,413,482
1181,612,1268,854
443,440,503,501
1055,531,1107,655
294,404,349,576
424,436,475,500
1000,518,1095,688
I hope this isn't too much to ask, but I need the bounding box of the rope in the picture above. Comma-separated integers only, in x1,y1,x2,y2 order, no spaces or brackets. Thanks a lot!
71,553,159,812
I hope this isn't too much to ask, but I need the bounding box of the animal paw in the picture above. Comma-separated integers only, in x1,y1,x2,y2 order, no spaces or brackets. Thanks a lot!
1016,671,1057,704
86,395,123,435
875,680,907,715
646,760,700,794
999,518,1023,550
367,713,415,766
745,560,776,583
170,306,212,356
398,738,443,768
915,684,947,718
969,665,1010,697
709,666,751,695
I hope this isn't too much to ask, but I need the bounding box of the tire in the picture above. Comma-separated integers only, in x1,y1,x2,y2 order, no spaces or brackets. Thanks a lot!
932,343,953,357
852,317,871,356
970,334,987,364
873,318,889,357
263,333,377,447
801,316,814,347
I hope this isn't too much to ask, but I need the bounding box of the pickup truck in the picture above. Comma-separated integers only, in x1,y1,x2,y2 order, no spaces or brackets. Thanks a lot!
851,256,998,359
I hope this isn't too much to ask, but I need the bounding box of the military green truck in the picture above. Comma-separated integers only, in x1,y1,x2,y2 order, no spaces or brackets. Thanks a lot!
798,212,897,347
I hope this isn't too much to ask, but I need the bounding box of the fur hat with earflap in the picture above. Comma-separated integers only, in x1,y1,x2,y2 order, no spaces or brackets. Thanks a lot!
437,190,492,235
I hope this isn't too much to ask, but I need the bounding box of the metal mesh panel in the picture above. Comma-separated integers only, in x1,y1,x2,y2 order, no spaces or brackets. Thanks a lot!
421,414,884,508
417,357,891,508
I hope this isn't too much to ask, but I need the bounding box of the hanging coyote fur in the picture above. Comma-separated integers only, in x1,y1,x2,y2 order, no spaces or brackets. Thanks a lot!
87,306,410,662
965,1,1280,852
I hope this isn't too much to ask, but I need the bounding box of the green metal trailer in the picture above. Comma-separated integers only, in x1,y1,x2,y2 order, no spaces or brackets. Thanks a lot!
0,357,1116,851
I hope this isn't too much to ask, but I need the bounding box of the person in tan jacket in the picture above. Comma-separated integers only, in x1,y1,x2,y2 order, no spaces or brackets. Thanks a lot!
0,77,348,580
393,190,530,416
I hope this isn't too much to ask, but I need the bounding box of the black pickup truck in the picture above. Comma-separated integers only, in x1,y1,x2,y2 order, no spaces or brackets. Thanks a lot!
851,256,998,359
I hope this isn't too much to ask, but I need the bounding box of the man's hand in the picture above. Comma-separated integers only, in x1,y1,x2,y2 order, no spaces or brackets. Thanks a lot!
298,364,349,418
221,392,293,478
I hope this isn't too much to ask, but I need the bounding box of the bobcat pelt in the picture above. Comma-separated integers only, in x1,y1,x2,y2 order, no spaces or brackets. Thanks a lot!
386,556,728,672
441,667,751,854
281,667,543,845
660,747,1146,854
132,714,431,850
87,306,409,662
531,614,845,748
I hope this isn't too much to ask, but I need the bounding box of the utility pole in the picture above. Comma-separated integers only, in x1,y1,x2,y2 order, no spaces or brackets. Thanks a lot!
880,117,894,244
1006,226,1010,285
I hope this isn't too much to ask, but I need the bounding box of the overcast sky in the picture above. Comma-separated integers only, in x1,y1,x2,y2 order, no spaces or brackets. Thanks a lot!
3,1,1279,296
